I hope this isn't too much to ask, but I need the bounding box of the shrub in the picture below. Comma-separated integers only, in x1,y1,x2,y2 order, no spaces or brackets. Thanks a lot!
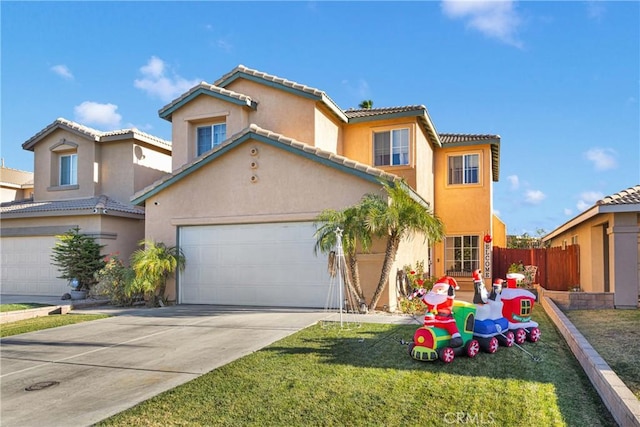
51,227,106,291
93,254,139,306
397,261,435,314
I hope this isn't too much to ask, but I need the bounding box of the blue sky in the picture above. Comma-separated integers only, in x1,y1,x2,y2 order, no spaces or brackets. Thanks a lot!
2,1,638,236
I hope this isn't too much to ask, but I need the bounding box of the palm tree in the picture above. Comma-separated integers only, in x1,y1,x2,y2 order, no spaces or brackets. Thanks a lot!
358,99,373,109
365,180,444,310
128,240,186,306
314,198,382,303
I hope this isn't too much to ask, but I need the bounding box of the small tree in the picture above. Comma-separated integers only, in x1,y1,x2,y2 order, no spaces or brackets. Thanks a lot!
51,227,106,291
358,99,373,109
128,240,186,306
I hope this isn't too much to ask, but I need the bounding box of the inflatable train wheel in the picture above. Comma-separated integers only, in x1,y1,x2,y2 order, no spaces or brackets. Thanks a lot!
498,331,515,347
438,347,455,363
527,327,541,343
481,336,499,354
514,328,527,345
465,339,480,358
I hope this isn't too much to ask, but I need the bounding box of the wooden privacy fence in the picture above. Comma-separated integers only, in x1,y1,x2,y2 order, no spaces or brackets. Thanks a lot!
492,245,580,291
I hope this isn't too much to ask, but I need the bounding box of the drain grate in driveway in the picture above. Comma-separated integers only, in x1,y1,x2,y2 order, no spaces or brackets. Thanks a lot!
25,381,59,391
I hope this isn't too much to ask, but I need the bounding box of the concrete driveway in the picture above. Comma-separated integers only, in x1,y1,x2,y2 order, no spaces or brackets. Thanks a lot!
0,305,330,427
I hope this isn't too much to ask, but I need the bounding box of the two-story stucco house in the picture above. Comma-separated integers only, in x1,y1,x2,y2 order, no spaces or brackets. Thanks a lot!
131,65,504,310
0,119,172,296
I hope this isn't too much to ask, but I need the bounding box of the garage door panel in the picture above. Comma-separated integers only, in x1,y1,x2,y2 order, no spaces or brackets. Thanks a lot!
0,236,68,296
179,222,331,307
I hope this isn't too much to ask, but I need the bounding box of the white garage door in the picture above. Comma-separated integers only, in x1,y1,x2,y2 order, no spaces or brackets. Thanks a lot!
179,222,332,307
0,236,68,296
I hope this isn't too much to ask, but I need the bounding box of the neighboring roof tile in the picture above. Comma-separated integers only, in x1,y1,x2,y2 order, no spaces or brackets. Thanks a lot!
158,82,258,121
0,195,145,216
597,185,640,206
132,124,401,205
0,166,34,186
22,118,171,151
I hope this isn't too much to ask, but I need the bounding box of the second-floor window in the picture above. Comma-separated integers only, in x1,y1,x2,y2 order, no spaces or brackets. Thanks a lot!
59,153,77,186
373,128,409,166
197,123,226,156
448,153,479,185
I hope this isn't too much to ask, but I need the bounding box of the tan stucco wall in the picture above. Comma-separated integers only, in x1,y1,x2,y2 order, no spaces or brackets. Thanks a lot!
342,120,419,193
0,214,144,262
492,214,507,247
224,79,317,145
168,95,250,170
143,138,390,303
1,186,33,203
32,129,98,201
314,105,342,154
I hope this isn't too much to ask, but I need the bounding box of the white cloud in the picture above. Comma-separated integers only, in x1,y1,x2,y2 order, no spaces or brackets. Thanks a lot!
507,174,519,190
563,208,573,216
342,79,372,106
524,189,546,204
576,190,603,211
441,0,523,47
584,147,617,171
51,64,74,80
587,1,606,21
74,101,122,129
134,56,200,103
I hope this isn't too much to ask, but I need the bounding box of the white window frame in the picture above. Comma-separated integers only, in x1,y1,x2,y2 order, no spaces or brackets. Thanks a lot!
444,235,480,276
448,153,480,185
196,123,227,156
373,128,409,166
59,153,77,186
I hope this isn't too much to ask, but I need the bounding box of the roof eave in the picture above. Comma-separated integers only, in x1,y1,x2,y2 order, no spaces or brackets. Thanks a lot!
158,86,257,122
132,127,398,205
22,122,99,151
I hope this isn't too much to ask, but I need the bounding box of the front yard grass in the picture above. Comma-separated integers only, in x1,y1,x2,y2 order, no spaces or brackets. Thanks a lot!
0,303,51,312
99,306,615,427
0,313,109,337
565,308,640,400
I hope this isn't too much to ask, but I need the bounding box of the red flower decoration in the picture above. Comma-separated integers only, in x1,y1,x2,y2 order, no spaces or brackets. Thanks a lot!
484,234,492,243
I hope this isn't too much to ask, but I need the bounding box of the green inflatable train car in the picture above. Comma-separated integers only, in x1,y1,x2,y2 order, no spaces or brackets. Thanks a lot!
409,300,483,363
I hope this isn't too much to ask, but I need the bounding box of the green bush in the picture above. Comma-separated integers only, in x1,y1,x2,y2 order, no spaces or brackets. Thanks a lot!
93,254,139,306
51,227,105,291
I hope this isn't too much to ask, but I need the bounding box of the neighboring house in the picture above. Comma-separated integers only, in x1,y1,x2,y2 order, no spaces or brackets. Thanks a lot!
0,163,34,203
0,118,172,296
132,65,503,309
542,185,640,309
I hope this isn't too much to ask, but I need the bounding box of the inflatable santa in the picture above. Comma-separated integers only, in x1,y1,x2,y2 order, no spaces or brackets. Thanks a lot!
415,277,463,347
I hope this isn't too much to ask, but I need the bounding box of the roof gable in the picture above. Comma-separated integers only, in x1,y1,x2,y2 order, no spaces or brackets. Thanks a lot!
131,124,400,205
214,65,348,123
158,82,258,122
22,118,172,152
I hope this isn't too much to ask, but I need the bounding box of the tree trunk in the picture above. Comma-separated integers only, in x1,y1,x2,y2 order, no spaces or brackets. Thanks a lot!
368,233,400,311
347,252,364,300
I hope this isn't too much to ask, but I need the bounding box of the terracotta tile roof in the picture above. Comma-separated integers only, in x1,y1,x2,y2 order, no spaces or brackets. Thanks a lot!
0,195,145,216
132,124,401,204
597,185,640,206
344,106,427,119
439,133,501,144
22,118,171,151
0,166,34,187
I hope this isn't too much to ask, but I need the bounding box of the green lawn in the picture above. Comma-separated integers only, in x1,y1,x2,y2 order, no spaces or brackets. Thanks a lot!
0,303,51,312
99,307,615,427
0,313,109,337
565,308,640,400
